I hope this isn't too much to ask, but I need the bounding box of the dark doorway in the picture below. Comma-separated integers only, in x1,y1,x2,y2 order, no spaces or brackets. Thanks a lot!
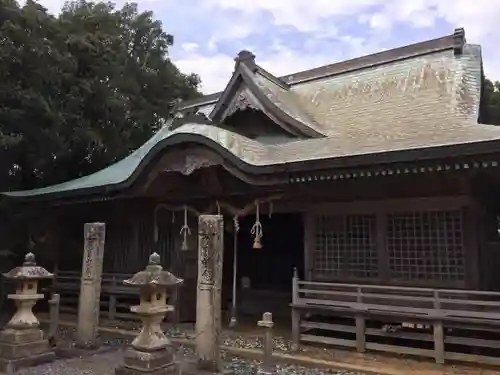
222,212,304,320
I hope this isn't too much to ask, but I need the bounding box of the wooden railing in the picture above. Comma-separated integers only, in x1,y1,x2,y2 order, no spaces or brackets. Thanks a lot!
291,271,500,366
51,270,136,320
50,270,179,322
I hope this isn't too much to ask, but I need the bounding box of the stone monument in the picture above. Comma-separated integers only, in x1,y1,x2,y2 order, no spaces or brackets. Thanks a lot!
76,222,105,348
184,214,229,374
0,252,55,373
115,252,183,375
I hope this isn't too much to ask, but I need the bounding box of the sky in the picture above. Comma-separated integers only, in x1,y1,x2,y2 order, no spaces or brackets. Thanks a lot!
28,0,500,94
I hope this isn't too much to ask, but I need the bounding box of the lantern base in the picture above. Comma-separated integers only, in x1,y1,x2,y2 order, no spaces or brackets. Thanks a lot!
115,346,179,375
0,335,54,374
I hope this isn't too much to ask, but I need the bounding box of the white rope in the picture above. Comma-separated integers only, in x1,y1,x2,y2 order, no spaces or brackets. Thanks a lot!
179,206,191,249
250,201,263,242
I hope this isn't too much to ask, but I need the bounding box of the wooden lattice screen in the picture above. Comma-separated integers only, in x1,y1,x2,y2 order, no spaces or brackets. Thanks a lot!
387,210,465,282
313,214,378,278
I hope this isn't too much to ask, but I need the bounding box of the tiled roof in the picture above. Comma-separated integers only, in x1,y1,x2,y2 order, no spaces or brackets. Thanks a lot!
252,72,326,135
4,28,500,199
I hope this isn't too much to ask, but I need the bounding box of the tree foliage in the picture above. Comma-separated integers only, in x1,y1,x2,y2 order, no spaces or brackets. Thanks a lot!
0,0,201,191
482,78,500,125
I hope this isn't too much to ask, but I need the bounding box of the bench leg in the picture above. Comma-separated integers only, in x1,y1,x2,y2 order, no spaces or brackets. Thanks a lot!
108,295,116,321
433,321,445,364
291,309,300,352
355,315,366,353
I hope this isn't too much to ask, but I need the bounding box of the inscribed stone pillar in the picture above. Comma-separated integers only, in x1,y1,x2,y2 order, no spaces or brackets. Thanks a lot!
196,215,224,373
76,223,105,348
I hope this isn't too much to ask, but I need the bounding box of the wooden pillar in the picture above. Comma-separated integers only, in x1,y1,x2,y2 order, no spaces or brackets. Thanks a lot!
376,211,389,282
355,287,366,353
76,222,105,348
462,205,480,289
195,215,224,373
303,211,314,281
433,290,445,364
291,268,300,352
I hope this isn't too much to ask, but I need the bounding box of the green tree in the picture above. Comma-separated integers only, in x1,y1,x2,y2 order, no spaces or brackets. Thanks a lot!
0,0,201,191
481,78,500,125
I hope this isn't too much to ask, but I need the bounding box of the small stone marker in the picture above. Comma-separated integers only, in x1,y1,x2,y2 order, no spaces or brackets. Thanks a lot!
257,312,275,375
115,252,183,375
0,253,55,374
48,293,60,345
76,222,105,348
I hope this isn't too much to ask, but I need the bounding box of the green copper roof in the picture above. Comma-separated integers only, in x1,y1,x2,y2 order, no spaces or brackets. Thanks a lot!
5,117,500,199
1,122,271,198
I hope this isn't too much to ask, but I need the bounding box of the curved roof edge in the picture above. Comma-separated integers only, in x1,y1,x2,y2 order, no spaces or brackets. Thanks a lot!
0,122,278,200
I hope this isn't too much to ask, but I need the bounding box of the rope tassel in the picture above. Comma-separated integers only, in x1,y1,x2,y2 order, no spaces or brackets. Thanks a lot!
251,201,263,249
180,205,191,251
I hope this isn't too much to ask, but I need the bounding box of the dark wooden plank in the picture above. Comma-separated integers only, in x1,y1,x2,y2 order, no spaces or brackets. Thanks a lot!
300,321,356,333
365,342,434,358
300,334,356,348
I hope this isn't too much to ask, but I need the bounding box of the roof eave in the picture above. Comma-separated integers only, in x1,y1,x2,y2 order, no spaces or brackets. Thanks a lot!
3,136,500,202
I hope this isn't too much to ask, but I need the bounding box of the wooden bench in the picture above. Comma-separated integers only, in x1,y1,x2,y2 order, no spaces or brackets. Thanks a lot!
49,270,179,322
290,272,500,366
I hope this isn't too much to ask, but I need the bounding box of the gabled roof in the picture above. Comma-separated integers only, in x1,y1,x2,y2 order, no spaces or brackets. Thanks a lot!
4,28,500,200
209,51,325,138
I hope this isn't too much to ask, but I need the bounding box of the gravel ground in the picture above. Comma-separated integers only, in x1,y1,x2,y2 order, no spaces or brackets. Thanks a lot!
15,348,368,375
14,326,369,375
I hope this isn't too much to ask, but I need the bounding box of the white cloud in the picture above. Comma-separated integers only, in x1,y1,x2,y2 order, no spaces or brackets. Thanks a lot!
180,43,200,53
175,53,235,94
18,0,500,93
174,0,500,93
201,0,383,32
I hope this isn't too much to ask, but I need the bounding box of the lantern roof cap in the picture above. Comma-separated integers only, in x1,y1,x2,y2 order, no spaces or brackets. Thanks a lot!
124,253,183,287
2,252,54,280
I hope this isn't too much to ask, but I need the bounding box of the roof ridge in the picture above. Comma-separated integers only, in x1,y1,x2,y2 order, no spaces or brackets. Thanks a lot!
179,28,466,109
281,28,465,84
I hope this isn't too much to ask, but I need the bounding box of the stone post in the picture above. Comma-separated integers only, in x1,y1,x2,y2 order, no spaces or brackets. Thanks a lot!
257,312,275,375
115,252,183,375
0,253,55,373
48,293,60,344
195,215,224,373
76,222,105,348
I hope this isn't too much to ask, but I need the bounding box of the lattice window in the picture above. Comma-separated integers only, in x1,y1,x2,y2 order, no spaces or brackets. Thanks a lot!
387,210,464,282
314,214,378,278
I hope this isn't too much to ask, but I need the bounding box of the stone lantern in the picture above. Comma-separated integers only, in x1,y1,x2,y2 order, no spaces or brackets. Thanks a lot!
0,252,55,373
115,252,183,375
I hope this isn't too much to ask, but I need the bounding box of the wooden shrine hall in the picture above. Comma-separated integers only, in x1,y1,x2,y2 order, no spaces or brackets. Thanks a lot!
4,28,500,365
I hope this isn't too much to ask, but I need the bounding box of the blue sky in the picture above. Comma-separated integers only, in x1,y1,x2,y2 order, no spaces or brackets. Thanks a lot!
37,0,500,94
